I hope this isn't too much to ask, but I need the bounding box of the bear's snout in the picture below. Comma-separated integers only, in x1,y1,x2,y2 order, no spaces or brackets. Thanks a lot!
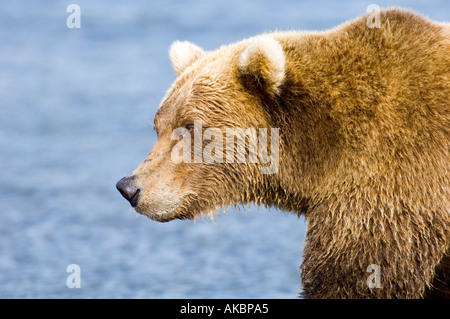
116,176,140,207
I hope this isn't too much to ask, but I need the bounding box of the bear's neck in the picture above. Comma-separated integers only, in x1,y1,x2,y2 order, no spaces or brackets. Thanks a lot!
266,31,376,210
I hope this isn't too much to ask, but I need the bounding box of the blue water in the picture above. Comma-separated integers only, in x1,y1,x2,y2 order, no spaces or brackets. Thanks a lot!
0,0,448,299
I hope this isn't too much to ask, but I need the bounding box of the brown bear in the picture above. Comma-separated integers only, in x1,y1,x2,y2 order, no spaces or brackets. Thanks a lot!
117,8,450,298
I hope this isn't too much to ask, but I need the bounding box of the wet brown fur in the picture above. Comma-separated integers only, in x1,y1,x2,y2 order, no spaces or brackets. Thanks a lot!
129,9,449,298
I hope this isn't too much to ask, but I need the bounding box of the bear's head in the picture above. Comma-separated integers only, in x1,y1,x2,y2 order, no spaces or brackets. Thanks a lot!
117,36,289,222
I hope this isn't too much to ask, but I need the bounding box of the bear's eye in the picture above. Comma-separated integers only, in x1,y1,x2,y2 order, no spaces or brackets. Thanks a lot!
177,124,195,141
186,124,195,134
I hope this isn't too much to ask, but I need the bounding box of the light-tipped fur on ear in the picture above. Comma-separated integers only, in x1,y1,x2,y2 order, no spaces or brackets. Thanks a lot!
238,36,286,97
238,35,286,97
169,41,205,76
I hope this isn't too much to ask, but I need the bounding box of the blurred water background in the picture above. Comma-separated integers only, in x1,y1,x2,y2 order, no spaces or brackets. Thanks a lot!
0,0,448,299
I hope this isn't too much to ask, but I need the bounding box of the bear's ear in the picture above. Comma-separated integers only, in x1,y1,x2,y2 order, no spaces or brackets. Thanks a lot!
169,41,205,76
238,36,286,97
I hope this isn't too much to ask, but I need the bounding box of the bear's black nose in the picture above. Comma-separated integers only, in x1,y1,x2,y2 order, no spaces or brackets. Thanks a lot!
116,176,140,207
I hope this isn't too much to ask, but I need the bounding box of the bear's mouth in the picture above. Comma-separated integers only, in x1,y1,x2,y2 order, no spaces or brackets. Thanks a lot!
134,193,217,223
136,208,179,222
133,193,194,222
